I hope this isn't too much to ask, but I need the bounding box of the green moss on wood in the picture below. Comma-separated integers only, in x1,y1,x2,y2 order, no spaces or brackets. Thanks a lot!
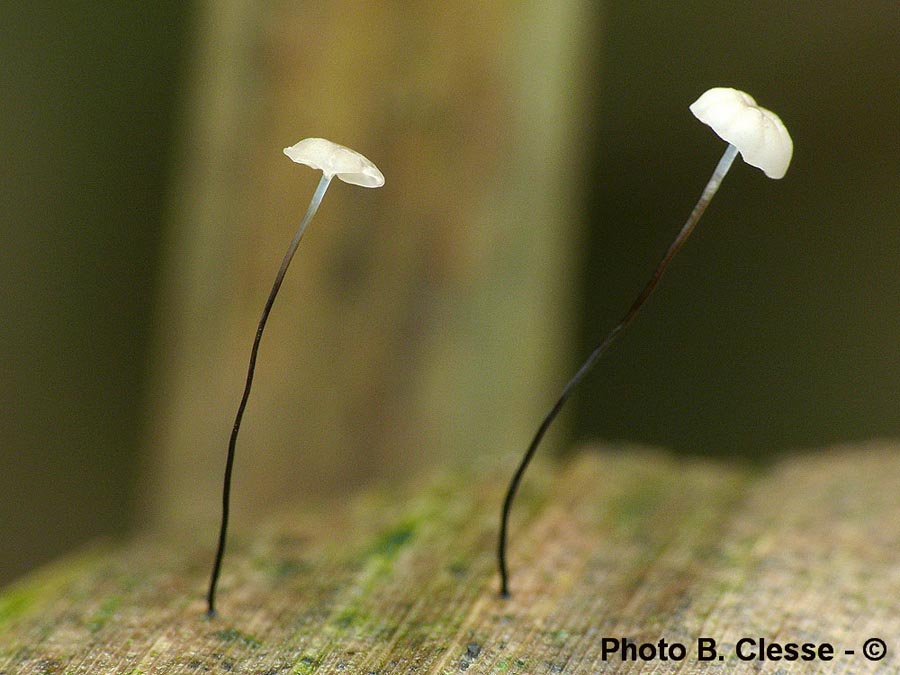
367,521,416,560
214,627,262,649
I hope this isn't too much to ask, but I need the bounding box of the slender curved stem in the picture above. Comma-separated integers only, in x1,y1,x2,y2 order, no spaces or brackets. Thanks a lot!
206,173,333,617
498,144,738,597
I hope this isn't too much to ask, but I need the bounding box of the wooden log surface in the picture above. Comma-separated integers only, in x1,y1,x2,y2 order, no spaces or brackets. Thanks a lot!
1,440,898,674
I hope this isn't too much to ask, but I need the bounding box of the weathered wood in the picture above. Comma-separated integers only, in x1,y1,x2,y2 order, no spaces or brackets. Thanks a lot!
2,441,898,673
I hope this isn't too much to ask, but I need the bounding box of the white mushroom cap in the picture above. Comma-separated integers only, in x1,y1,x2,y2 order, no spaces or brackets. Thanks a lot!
690,88,793,179
283,138,385,188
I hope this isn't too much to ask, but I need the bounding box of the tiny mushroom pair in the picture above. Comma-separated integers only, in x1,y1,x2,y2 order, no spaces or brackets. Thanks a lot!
205,87,793,615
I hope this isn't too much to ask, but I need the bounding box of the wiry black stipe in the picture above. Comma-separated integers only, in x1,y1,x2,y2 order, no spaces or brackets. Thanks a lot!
498,145,738,597
206,174,332,616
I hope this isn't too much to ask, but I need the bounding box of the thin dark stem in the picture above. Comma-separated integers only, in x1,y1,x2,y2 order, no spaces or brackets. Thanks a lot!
206,174,332,617
498,144,739,597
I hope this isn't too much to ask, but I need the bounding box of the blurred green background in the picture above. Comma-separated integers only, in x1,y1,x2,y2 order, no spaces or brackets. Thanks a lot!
1,1,897,586
1,3,191,583
574,3,899,456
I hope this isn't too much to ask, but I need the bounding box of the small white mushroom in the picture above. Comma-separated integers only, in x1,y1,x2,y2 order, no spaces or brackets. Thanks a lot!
207,138,383,617
498,88,792,598
690,87,793,180
283,137,385,188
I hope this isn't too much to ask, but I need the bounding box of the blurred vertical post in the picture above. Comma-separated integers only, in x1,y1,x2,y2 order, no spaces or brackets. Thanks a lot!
139,0,599,533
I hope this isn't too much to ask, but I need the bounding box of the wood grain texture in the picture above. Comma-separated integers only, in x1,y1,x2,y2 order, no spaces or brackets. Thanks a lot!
2,441,897,674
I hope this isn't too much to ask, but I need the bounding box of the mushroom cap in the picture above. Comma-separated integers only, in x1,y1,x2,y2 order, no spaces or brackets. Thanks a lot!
690,87,793,179
283,138,385,188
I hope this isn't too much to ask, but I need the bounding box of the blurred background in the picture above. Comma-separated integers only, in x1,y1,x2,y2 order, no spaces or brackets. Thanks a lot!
1,1,897,586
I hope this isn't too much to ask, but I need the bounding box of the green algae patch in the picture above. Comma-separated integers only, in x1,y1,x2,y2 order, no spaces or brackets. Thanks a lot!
292,654,321,674
0,547,110,629
214,627,263,649
367,521,416,560
87,595,122,633
332,607,366,630
253,555,312,581
0,586,37,626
